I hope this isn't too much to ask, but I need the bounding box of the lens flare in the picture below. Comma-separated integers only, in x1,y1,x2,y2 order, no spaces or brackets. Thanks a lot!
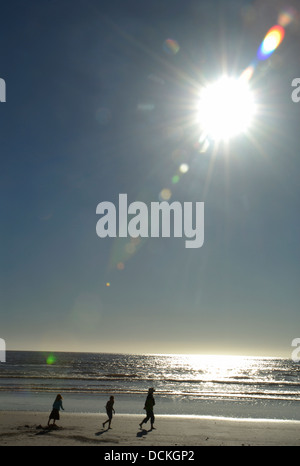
278,7,296,28
257,25,285,61
159,188,172,201
163,39,180,55
125,242,136,255
239,63,256,83
46,354,56,365
179,163,189,174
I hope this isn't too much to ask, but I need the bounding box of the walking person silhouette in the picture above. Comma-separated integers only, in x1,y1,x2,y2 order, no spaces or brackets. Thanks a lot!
103,395,115,429
139,388,156,430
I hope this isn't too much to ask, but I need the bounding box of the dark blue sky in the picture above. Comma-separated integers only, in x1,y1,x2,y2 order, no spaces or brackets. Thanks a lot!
1,0,300,355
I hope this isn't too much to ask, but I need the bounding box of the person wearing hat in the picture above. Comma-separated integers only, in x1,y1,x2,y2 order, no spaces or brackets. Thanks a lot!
139,388,156,430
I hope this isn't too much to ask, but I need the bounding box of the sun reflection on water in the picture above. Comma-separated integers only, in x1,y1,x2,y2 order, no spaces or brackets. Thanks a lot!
154,353,265,383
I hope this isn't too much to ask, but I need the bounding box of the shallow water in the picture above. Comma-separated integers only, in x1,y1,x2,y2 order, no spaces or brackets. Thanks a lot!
0,351,299,419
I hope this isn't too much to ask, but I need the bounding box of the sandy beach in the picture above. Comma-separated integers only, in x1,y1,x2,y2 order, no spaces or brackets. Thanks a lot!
0,411,299,446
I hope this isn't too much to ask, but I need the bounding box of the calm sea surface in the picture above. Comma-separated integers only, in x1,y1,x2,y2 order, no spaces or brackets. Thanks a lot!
0,351,299,420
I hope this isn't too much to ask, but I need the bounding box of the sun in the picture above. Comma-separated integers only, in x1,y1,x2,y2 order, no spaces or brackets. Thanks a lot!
198,76,256,142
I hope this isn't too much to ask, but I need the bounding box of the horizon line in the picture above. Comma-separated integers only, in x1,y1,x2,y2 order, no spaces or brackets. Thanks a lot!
4,348,289,359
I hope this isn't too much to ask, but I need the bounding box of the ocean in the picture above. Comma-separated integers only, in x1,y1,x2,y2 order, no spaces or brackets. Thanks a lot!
0,351,299,420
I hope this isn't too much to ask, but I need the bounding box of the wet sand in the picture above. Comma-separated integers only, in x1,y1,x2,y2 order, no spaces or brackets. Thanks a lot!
0,411,300,446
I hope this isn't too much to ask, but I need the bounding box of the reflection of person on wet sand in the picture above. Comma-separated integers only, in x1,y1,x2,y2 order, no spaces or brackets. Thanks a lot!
47,394,64,427
139,388,156,430
102,396,115,429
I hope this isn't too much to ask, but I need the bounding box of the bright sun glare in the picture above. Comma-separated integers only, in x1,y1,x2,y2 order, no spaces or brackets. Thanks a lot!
198,76,256,141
